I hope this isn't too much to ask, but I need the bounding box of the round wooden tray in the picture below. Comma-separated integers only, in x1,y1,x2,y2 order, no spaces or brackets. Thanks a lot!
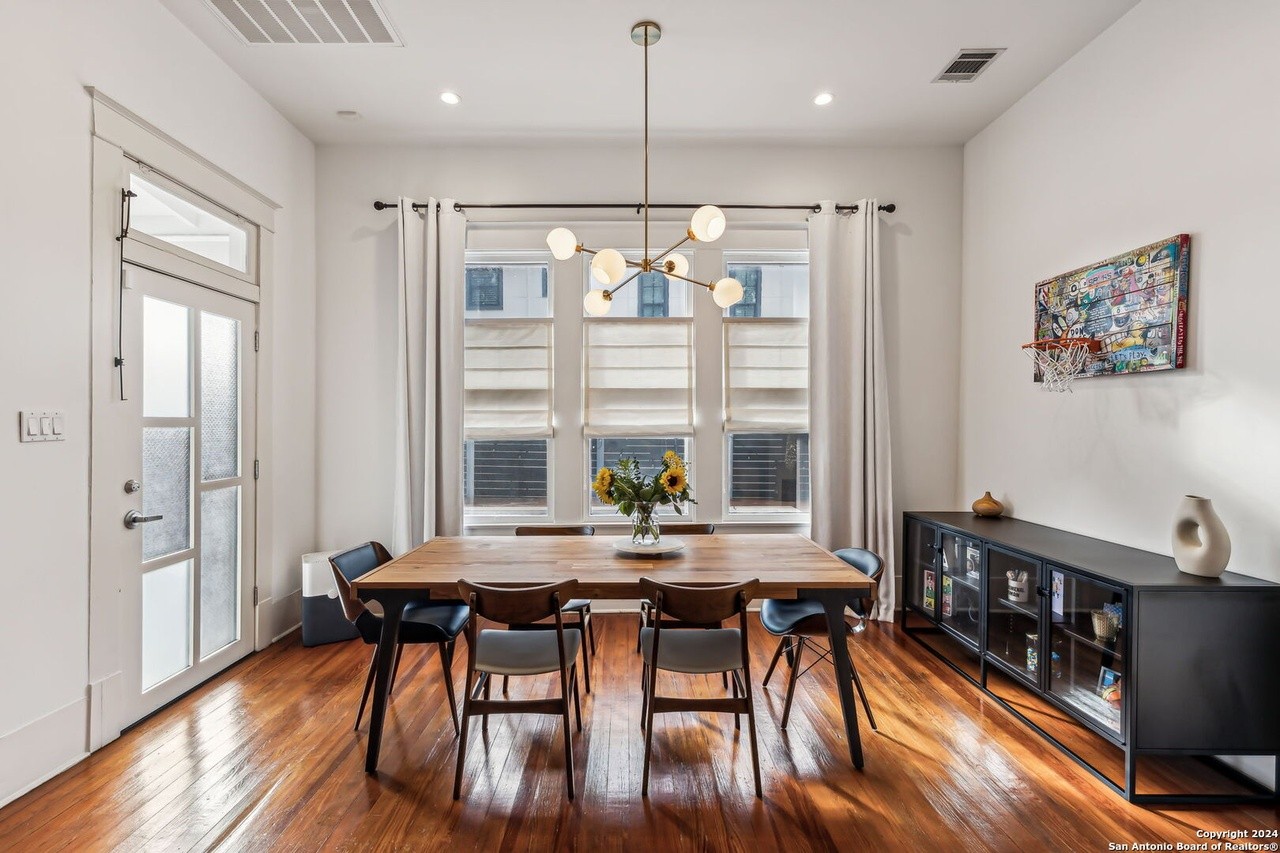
611,537,685,557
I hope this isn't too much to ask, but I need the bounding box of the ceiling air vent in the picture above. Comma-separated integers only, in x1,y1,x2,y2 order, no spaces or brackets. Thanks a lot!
933,48,1005,82
207,0,402,45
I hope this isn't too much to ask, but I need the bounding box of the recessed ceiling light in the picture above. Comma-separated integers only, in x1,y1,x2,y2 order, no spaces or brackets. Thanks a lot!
813,92,834,106
336,110,361,121
440,91,461,105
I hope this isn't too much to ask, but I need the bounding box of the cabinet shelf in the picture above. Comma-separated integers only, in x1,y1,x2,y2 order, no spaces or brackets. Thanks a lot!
1054,617,1123,660
990,596,1037,619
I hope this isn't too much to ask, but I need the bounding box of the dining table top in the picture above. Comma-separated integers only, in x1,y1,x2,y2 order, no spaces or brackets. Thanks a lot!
351,533,873,600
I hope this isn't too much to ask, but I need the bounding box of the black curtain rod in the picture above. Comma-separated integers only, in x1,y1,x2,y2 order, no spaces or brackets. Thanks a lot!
372,200,896,214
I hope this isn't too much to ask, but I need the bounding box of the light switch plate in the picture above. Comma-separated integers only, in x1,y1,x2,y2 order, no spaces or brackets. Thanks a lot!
19,411,65,442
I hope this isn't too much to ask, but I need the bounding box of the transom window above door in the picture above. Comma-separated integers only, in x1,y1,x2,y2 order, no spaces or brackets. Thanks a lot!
128,169,257,281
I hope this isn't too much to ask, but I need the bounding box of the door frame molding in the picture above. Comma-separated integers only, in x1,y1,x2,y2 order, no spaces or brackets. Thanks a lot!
87,91,279,749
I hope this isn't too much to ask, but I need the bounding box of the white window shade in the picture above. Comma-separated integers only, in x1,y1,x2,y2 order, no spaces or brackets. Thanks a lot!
584,319,693,437
464,320,553,438
724,319,809,432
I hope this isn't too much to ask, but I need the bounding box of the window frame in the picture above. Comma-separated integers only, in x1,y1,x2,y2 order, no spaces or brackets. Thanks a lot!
461,227,810,529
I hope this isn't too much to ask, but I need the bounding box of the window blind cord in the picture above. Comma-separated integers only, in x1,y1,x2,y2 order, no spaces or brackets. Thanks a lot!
114,188,136,401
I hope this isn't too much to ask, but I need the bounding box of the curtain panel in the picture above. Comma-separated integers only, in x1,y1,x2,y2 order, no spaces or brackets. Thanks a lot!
392,197,467,554
808,200,897,620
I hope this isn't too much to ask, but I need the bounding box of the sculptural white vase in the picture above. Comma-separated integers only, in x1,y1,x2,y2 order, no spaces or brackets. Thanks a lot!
1171,495,1231,577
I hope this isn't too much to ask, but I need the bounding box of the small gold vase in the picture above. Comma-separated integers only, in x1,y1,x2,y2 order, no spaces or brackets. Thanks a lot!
972,491,1004,518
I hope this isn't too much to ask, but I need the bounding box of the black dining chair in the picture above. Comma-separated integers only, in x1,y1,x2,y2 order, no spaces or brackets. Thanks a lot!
329,542,470,733
638,576,762,798
759,547,882,731
634,523,717,654
510,525,595,693
453,579,583,800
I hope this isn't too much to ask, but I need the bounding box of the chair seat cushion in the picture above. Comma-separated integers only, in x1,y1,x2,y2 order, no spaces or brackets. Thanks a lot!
760,598,858,638
561,598,591,613
399,600,470,643
475,628,582,676
640,627,743,674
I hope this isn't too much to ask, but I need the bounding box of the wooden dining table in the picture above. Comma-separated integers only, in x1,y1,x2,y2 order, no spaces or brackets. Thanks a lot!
351,533,874,774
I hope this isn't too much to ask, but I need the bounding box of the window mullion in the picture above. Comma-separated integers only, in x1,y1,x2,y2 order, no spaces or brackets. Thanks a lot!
691,246,725,524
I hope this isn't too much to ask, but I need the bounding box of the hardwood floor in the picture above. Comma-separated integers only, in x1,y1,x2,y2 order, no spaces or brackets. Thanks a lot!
1,615,1274,852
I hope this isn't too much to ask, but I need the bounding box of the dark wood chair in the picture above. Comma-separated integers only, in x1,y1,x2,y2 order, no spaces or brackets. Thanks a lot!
453,579,583,800
511,525,596,694
759,547,882,731
635,523,717,654
329,542,469,733
638,576,762,798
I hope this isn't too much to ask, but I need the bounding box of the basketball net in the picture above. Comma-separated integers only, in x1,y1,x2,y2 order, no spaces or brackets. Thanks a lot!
1021,338,1100,393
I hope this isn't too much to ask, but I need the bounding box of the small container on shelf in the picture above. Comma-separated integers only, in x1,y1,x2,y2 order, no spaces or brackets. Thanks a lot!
1025,631,1039,674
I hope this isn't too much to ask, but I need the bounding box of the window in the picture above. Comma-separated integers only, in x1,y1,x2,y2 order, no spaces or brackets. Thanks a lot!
638,270,670,317
465,267,504,312
583,319,693,437
462,255,553,518
128,171,254,278
588,437,690,515
727,265,762,318
723,254,810,515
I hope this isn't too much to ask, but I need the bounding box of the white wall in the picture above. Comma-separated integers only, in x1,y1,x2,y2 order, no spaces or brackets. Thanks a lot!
0,0,316,805
315,142,963,555
961,0,1278,785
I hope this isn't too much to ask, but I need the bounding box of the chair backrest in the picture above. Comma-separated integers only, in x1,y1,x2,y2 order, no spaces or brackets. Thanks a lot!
514,525,595,536
639,577,758,625
661,523,716,535
832,547,884,582
457,579,580,626
329,541,393,622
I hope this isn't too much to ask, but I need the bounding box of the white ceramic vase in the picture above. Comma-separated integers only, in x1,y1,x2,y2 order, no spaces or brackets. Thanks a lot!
1171,495,1231,577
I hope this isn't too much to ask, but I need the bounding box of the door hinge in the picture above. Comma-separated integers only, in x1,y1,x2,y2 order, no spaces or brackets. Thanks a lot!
254,331,260,352
253,586,259,606
254,459,260,480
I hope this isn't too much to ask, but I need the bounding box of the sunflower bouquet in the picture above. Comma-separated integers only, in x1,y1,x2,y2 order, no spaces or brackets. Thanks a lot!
591,451,695,545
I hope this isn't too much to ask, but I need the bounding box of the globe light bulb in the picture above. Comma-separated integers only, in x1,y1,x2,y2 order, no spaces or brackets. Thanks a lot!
590,248,627,285
665,253,689,278
689,205,726,242
584,289,613,316
712,276,744,308
546,227,578,261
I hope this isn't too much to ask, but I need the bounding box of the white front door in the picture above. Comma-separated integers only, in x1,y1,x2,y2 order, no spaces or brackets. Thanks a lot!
105,263,258,724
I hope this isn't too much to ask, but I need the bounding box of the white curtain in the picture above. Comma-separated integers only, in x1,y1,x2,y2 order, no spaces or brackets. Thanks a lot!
392,197,467,554
808,200,896,619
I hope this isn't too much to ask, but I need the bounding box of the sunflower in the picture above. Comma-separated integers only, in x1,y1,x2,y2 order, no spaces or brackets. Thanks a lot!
663,450,683,468
660,466,687,496
592,467,615,504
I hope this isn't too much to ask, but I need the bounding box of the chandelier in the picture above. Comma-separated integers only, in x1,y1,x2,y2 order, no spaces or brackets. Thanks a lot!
546,20,743,316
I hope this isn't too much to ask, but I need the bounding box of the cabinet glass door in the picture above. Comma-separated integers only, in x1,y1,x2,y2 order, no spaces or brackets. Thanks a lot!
938,530,982,647
1046,568,1125,739
985,547,1041,683
905,519,938,618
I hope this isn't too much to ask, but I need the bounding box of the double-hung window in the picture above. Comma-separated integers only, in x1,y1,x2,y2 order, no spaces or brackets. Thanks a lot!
583,258,693,515
723,254,810,515
462,255,553,517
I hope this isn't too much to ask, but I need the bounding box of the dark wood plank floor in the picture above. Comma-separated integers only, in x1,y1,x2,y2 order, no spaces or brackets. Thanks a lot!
1,615,1274,852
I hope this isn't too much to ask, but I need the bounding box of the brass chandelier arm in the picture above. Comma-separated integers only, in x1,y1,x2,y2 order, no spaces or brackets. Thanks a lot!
651,235,692,266
605,268,647,297
662,270,715,291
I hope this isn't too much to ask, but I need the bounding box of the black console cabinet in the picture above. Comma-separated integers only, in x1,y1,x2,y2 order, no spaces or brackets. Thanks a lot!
903,511,1279,804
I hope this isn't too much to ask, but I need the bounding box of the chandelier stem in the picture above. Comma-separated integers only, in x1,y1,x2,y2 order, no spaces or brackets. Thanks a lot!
643,22,650,265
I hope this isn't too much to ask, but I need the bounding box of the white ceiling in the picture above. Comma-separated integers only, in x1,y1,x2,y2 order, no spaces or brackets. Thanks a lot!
164,0,1138,146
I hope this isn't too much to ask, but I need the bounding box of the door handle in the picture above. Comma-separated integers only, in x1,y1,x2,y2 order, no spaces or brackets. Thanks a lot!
124,510,163,529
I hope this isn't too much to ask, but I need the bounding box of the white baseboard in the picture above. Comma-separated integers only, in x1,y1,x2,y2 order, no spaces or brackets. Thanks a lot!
0,696,88,809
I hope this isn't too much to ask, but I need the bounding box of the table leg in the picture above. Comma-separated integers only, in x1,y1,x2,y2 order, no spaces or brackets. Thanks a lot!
812,588,865,769
360,589,416,774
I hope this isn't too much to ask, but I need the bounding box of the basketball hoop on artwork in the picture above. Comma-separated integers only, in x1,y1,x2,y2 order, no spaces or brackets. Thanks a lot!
1021,337,1102,393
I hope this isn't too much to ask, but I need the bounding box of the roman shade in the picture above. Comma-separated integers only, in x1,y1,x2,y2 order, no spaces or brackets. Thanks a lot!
723,318,809,432
583,319,693,436
464,319,553,438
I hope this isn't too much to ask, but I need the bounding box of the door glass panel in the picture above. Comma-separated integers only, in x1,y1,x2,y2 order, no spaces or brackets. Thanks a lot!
142,559,192,689
201,312,240,481
938,530,982,646
986,548,1040,682
130,173,250,273
906,520,936,617
142,427,192,561
143,297,190,418
1047,569,1125,737
200,486,241,657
